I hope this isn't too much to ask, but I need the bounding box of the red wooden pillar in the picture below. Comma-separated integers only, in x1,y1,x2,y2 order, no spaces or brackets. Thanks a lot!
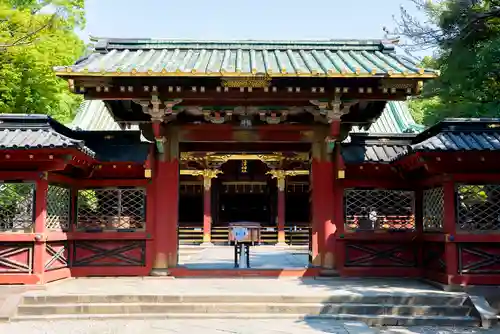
33,176,48,284
332,144,345,272
201,170,220,245
151,126,179,275
311,138,336,269
276,176,286,245
202,175,212,245
145,149,155,271
443,179,459,285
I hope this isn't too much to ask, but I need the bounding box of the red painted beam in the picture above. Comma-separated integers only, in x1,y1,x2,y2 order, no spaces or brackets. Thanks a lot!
421,234,446,242
341,267,421,277
48,173,77,186
0,274,41,285
339,232,419,241
0,171,41,180
73,179,148,188
70,267,151,277
453,234,500,243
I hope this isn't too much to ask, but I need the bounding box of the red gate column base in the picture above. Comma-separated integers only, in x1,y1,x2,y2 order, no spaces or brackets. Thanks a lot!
150,268,175,276
318,268,340,277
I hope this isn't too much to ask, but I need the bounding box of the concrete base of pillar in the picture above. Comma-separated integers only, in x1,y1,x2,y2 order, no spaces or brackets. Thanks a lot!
201,242,214,247
318,269,340,277
150,268,174,277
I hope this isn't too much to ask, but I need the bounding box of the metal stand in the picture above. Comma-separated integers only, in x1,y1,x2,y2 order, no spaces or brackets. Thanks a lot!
234,242,250,268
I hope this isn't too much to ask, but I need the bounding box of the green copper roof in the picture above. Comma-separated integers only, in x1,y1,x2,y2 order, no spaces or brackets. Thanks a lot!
55,38,438,78
352,100,425,134
70,100,422,134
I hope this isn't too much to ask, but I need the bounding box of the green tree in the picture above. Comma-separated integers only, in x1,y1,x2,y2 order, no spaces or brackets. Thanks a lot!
0,0,85,123
396,0,500,125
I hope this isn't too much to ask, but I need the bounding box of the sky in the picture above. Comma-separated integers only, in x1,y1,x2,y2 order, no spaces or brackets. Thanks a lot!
79,0,430,58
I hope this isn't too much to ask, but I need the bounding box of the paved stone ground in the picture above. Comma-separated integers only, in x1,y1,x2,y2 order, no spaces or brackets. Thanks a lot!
21,277,454,296
0,319,497,334
377,326,500,333
178,245,309,269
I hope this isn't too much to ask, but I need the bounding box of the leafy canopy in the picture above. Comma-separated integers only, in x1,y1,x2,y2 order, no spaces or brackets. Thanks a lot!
0,0,85,123
396,0,500,125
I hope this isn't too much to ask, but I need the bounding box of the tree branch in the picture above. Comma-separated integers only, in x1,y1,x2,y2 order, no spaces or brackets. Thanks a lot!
0,13,56,49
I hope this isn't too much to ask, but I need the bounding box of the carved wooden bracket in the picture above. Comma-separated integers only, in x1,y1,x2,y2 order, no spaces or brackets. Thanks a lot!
310,96,357,123
203,110,233,124
267,169,309,191
137,96,182,122
259,110,288,124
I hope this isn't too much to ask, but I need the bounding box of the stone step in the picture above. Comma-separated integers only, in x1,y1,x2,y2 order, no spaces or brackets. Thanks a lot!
10,312,481,327
16,302,473,317
20,294,469,306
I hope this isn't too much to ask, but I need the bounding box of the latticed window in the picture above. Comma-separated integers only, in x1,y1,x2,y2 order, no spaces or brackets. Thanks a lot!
46,185,71,231
76,187,146,231
0,182,35,232
457,184,500,232
344,189,415,231
423,187,444,231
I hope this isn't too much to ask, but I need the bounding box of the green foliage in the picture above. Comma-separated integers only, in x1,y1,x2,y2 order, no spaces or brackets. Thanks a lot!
0,0,85,123
398,0,500,125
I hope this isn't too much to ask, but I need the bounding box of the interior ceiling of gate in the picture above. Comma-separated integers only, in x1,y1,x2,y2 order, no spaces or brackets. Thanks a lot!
180,152,309,170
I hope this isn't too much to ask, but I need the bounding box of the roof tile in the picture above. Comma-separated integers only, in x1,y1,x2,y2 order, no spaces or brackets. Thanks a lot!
56,39,437,78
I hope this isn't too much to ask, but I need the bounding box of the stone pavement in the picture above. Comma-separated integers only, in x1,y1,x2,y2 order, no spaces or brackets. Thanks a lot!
21,277,452,296
0,319,497,334
178,245,309,269
377,326,499,333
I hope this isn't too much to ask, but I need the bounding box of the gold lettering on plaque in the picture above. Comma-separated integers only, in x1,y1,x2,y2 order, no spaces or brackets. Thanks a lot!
221,74,271,88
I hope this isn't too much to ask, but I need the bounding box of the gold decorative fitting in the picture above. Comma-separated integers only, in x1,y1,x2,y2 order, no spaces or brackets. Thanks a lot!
337,170,345,179
161,68,167,74
251,68,257,74
144,168,152,178
147,69,153,75
387,70,394,76
83,68,89,73
418,68,425,74
65,67,72,73
487,124,500,128
131,69,137,74
191,69,197,74
355,68,361,75
371,68,377,75
281,68,287,74
116,68,121,73
267,69,273,75
311,70,318,75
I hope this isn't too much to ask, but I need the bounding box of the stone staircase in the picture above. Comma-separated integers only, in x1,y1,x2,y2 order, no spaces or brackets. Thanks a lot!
9,292,482,326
